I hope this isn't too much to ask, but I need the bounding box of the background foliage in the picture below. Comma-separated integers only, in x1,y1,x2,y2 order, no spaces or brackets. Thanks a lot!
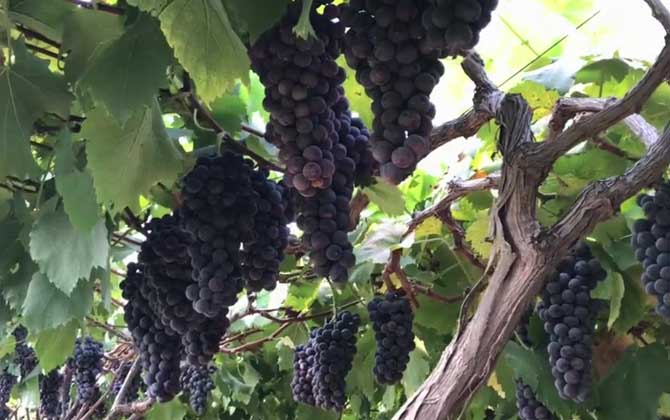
0,0,669,419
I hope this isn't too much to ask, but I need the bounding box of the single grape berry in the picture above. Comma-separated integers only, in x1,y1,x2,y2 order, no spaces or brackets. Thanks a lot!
368,292,415,384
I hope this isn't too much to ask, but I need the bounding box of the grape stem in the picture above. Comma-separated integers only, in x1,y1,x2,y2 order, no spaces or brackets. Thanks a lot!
326,278,338,319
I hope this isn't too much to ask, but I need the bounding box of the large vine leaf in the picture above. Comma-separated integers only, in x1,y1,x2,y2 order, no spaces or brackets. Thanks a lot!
401,339,430,397
54,134,100,232
33,321,77,372
225,0,290,42
146,399,187,420
8,0,75,42
0,39,73,179
29,205,109,295
79,14,173,125
61,7,124,84
596,344,670,420
158,0,250,103
82,102,184,213
22,272,94,332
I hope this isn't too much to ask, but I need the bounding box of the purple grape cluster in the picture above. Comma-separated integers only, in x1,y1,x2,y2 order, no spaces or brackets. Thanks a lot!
121,264,182,402
73,337,103,405
291,311,361,411
39,369,63,419
180,365,215,415
421,0,498,56
368,292,415,384
537,243,606,402
632,183,670,318
516,379,556,420
341,0,440,183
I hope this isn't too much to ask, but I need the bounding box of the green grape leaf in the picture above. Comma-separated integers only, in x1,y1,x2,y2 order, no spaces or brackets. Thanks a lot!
0,39,73,179
61,7,124,84
17,375,39,409
284,281,320,312
0,214,36,311
29,205,108,295
146,399,187,420
592,270,625,329
401,339,430,397
127,0,169,13
33,321,77,372
8,0,75,42
275,337,295,372
363,179,407,216
0,334,15,360
508,80,560,120
354,219,407,264
338,57,373,128
54,134,100,232
79,14,172,125
612,267,648,335
348,329,375,400
501,342,578,419
597,344,670,420
210,92,247,136
575,58,632,84
465,210,492,260
159,0,250,103
22,273,94,332
225,0,290,42
82,102,184,213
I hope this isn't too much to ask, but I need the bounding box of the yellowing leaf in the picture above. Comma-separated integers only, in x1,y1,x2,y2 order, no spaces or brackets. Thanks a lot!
488,372,505,398
509,80,560,120
465,210,492,260
415,216,443,238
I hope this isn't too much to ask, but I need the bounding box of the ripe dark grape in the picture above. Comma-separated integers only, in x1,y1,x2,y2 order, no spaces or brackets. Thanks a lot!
421,0,498,56
310,311,361,411
180,153,259,318
0,369,16,420
291,340,316,406
73,337,103,405
250,1,347,197
13,326,38,378
537,243,606,403
368,292,415,384
180,365,215,415
121,264,181,402
39,369,63,419
516,379,556,420
632,184,670,318
341,0,442,183
110,362,143,404
241,172,290,292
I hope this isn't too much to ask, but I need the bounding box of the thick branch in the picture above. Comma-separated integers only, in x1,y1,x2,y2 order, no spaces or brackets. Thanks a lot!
644,0,670,33
548,127,668,248
532,43,670,165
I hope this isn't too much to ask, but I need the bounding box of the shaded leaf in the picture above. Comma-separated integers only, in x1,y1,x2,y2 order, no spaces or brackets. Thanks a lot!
146,398,187,420
0,39,72,179
83,102,184,213
22,273,94,331
29,205,108,295
363,179,406,216
79,14,173,124
159,0,250,103
401,338,430,397
33,321,77,372
225,0,290,42
348,329,375,400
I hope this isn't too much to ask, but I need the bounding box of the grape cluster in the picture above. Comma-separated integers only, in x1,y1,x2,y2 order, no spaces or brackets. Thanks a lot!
180,365,215,415
311,311,361,411
249,1,347,197
632,184,670,318
13,326,38,378
291,340,316,406
73,337,103,405
139,214,226,367
515,379,556,420
110,362,142,404
515,307,533,347
537,243,606,402
180,153,259,319
0,369,16,420
421,0,498,55
121,264,181,402
368,292,415,384
241,172,290,292
39,369,63,420
333,96,375,187
341,0,440,183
